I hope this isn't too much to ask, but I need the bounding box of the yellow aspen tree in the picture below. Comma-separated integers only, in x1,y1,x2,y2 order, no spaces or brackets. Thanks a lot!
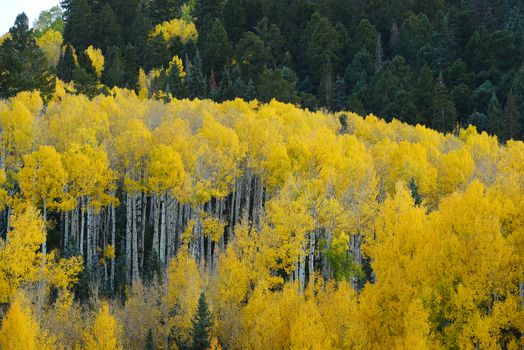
36,29,63,67
0,204,44,302
0,296,54,350
150,18,198,44
83,302,122,350
85,45,105,79
0,91,42,170
18,145,67,255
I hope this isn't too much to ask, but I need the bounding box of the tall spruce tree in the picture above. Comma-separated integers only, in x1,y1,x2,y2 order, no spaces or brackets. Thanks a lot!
58,44,77,83
198,19,232,76
487,93,505,140
186,50,207,99
189,292,212,350
62,0,94,51
0,13,55,99
505,89,521,140
431,73,457,132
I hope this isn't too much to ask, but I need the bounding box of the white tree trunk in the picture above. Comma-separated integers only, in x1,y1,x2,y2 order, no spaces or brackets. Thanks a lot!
132,193,140,282
80,197,85,257
126,192,132,283
110,202,116,292
160,193,167,264
152,195,160,259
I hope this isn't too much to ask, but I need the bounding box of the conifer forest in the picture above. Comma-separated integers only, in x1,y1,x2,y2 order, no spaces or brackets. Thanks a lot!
0,0,523,349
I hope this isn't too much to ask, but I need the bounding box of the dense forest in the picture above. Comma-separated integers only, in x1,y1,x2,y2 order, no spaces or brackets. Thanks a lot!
1,0,524,139
0,0,523,350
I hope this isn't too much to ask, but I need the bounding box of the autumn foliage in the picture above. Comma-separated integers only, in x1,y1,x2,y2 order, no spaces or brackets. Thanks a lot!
0,88,522,349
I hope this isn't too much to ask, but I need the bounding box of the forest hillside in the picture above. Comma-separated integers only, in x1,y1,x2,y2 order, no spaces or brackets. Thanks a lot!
0,1,523,350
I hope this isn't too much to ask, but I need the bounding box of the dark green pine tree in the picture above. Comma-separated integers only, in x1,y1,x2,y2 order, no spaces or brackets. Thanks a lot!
504,89,521,140
103,46,126,88
94,3,124,51
306,15,341,88
124,44,139,88
318,60,334,110
62,0,94,51
194,0,225,27
413,65,434,125
151,0,183,25
72,51,102,98
145,328,154,350
189,292,212,350
0,13,55,100
198,19,232,76
431,73,457,132
257,67,299,104
486,93,505,141
222,0,246,43
409,177,422,205
244,78,256,101
186,50,207,99
333,75,347,111
58,44,78,83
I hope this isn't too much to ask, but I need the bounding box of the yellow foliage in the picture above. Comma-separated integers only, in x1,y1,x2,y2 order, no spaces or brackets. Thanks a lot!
0,294,54,350
202,213,226,242
36,29,63,67
18,145,67,210
167,55,186,78
0,204,45,302
167,250,204,344
83,302,122,350
85,45,105,78
151,18,198,44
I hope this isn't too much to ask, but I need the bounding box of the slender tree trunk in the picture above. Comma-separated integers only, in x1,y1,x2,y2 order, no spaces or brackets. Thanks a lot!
308,230,315,284
87,198,92,267
80,197,85,257
152,195,160,259
64,210,69,248
42,199,47,256
111,202,116,292
160,193,167,264
298,252,306,292
126,192,132,283
132,193,140,281
140,192,147,269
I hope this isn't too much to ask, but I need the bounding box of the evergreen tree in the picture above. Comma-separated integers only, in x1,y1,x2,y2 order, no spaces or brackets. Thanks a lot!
244,78,256,101
306,14,340,87
504,89,521,140
103,46,126,88
414,65,435,124
151,0,183,24
198,19,232,76
333,75,347,111
62,0,94,51
190,292,212,350
124,44,139,88
353,19,378,55
431,73,457,132
58,44,77,83
187,50,207,99
319,60,334,109
486,93,505,140
0,13,55,100
222,0,246,43
257,67,299,104
195,0,225,27
236,31,271,79
145,328,154,350
388,23,400,57
94,3,124,51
